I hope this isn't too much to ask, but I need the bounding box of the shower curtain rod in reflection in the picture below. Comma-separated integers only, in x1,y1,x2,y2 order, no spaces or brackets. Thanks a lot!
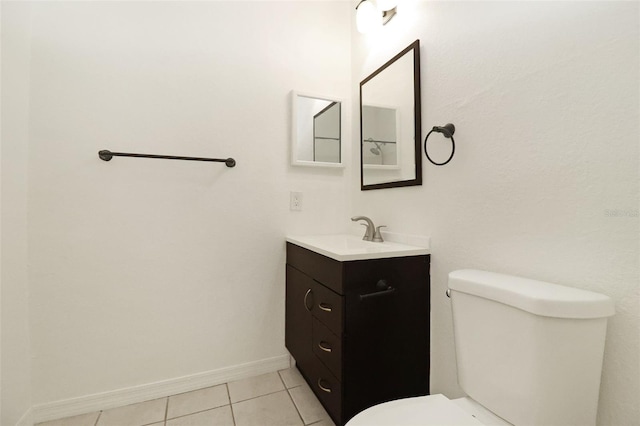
98,150,236,167
363,139,396,144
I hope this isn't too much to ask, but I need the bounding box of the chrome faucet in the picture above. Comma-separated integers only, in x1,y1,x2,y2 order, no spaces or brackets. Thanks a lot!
351,216,386,242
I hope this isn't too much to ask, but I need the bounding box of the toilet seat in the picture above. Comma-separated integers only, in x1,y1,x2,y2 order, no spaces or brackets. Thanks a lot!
345,394,485,426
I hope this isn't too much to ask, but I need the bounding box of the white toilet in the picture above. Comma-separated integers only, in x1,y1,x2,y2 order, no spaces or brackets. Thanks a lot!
346,269,615,426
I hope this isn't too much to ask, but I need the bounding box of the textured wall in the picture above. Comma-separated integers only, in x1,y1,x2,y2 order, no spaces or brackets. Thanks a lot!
26,1,351,406
351,2,639,425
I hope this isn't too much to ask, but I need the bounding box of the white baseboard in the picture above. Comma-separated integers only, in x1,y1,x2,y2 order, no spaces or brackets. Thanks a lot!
32,354,291,424
16,407,33,426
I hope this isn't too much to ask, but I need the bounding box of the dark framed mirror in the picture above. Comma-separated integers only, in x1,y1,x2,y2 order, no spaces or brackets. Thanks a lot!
360,40,421,190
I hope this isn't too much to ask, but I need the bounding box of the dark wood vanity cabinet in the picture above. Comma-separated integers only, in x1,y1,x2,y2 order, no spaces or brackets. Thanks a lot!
285,243,430,426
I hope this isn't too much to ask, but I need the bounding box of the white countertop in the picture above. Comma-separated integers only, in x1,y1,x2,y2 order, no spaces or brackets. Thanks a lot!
286,234,430,262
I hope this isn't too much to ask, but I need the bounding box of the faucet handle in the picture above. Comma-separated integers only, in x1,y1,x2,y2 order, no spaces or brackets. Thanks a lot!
352,216,375,241
373,226,386,242
358,223,373,241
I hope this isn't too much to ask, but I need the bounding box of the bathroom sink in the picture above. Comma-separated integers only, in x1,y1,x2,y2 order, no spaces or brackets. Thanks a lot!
286,234,429,261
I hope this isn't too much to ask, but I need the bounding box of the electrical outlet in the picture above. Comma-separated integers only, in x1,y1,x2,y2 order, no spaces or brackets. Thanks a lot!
290,191,303,211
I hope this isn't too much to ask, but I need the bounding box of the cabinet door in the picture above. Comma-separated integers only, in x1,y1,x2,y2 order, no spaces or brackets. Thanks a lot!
285,265,315,370
343,256,430,421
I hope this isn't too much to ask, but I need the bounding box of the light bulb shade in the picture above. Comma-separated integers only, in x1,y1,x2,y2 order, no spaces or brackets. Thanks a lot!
356,0,380,34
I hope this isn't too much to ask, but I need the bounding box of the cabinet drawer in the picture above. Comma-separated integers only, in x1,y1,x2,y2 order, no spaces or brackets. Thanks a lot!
312,281,343,335
343,255,430,296
308,357,342,425
287,243,344,294
312,317,342,379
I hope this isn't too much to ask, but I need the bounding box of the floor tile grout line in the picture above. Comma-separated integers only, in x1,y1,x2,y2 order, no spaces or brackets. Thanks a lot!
164,396,169,422
287,387,308,425
163,383,232,421
45,370,307,426
162,383,233,421
165,383,225,399
290,384,334,426
280,369,306,425
225,383,237,426
141,404,170,426
230,387,289,405
278,368,306,391
228,371,289,405
277,369,286,388
164,405,231,422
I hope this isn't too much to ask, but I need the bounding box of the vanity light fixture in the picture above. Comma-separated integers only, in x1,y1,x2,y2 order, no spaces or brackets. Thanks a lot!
356,0,398,34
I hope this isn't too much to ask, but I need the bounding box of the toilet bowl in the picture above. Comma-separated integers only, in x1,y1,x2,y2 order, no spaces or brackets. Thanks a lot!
346,394,512,426
345,269,614,426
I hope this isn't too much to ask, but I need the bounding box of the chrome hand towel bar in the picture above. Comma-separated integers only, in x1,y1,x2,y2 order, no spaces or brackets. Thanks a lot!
98,150,236,167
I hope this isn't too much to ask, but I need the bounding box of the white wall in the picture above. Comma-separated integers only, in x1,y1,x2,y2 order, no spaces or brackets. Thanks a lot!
1,2,34,425
26,0,351,409
351,1,638,425
6,1,639,424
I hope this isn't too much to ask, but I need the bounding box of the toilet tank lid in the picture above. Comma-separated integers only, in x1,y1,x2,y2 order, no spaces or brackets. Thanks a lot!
448,270,615,319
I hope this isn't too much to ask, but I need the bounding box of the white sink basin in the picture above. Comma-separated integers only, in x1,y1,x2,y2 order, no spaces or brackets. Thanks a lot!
286,234,429,261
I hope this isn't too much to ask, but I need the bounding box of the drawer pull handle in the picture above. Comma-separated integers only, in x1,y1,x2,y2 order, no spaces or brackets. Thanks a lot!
318,303,332,312
359,286,396,301
304,289,313,311
317,379,332,393
318,341,332,353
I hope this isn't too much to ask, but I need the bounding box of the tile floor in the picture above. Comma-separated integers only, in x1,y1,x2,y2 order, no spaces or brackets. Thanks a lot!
37,368,335,426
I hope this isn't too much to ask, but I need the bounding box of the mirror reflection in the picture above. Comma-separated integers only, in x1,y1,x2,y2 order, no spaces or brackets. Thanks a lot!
292,92,343,167
360,40,421,189
313,101,341,163
362,105,398,167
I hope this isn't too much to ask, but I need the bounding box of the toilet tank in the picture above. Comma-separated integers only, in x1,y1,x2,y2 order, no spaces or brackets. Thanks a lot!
448,270,614,426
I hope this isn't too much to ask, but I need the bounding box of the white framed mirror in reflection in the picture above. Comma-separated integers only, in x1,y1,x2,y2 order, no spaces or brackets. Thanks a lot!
362,104,400,169
291,91,344,168
360,40,421,190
